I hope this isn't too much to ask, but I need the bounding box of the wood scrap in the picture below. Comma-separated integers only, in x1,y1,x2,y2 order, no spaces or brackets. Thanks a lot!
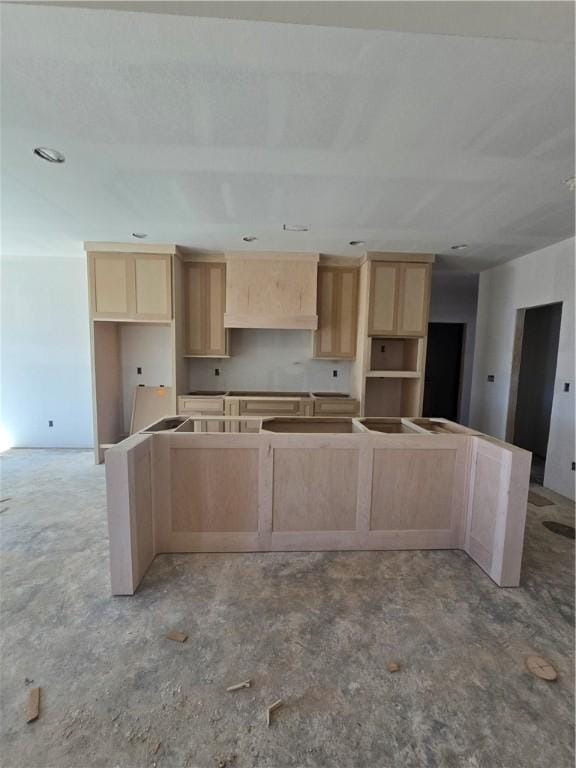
26,687,41,723
266,699,283,726
525,655,558,681
226,680,251,692
151,740,162,755
166,631,188,643
387,661,400,673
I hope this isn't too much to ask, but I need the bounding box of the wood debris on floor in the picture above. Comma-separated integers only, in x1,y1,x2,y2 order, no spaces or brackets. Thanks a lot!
525,655,558,681
226,680,252,692
26,687,41,723
387,661,401,673
266,699,283,726
166,631,188,643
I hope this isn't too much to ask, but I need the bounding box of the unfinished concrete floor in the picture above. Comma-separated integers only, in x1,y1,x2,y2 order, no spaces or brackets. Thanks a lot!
1,449,574,768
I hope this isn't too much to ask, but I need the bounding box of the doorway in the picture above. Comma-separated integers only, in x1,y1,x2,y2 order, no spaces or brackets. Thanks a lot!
507,303,562,485
423,323,464,421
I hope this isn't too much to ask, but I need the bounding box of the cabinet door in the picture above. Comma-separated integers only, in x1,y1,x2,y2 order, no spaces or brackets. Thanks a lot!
314,266,359,359
184,262,227,356
368,263,399,336
397,264,430,337
90,253,133,319
204,263,227,356
133,254,172,321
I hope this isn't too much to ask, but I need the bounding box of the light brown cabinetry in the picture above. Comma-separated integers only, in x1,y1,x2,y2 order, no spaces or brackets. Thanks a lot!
368,262,431,337
312,397,360,416
184,262,228,357
314,266,358,359
224,253,319,329
89,252,172,322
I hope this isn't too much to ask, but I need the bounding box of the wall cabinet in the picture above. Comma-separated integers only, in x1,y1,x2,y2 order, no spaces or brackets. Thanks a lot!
89,252,172,322
368,262,431,337
184,262,228,356
314,266,359,359
224,252,319,329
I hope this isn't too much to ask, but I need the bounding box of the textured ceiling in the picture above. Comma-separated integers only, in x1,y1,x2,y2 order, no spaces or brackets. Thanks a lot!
1,3,574,270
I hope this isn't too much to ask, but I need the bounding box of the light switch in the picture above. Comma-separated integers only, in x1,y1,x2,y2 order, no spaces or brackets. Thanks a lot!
487,375,495,382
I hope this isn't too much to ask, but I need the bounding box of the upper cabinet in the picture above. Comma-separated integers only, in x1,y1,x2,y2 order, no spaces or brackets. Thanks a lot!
184,261,228,357
88,251,172,322
314,265,359,359
368,261,431,337
224,252,319,329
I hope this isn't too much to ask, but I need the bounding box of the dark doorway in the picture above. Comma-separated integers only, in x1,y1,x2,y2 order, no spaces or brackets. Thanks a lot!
512,303,562,485
423,323,464,421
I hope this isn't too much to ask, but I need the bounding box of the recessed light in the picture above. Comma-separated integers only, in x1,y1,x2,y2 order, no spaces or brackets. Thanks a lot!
349,240,366,246
132,232,148,239
283,224,310,232
33,147,65,163
565,176,576,191
450,244,468,250
242,235,258,242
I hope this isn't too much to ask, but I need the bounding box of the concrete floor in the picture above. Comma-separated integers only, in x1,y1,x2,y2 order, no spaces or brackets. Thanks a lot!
1,449,574,768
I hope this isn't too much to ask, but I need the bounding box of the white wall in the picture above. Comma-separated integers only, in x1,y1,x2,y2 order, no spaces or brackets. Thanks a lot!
0,256,93,448
429,270,479,424
119,324,172,434
470,237,575,499
187,329,352,393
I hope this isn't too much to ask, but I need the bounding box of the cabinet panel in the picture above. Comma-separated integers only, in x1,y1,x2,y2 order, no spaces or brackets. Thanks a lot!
368,263,398,335
134,255,172,320
206,264,227,356
224,254,318,329
313,398,360,416
184,262,227,356
239,399,302,415
91,254,133,319
185,264,206,355
177,396,225,415
397,264,430,336
314,266,358,359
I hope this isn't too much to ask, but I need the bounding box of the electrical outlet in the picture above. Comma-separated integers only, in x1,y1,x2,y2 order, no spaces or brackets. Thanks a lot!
332,370,338,378
48,420,53,427
572,462,575,471
215,368,220,376
487,375,495,382
564,382,570,392
137,367,142,375
380,345,386,353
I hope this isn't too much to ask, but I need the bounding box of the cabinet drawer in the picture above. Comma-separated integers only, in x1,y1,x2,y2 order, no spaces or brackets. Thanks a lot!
239,399,302,415
313,398,359,416
178,397,225,414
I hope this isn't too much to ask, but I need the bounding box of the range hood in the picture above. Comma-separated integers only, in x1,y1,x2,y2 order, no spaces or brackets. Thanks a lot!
224,252,319,330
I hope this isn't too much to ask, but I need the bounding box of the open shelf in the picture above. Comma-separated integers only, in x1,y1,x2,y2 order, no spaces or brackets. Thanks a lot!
366,370,420,378
364,377,421,417
369,337,420,373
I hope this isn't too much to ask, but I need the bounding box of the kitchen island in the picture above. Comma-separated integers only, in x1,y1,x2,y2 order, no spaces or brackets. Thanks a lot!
105,416,530,595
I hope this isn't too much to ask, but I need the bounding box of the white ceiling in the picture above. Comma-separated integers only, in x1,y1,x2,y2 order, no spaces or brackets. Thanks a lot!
1,2,574,270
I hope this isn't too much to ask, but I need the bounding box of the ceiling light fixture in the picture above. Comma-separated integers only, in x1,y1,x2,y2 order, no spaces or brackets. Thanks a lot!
564,176,576,192
33,147,65,163
450,244,468,250
132,232,148,239
349,240,366,246
283,224,310,232
242,235,257,242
